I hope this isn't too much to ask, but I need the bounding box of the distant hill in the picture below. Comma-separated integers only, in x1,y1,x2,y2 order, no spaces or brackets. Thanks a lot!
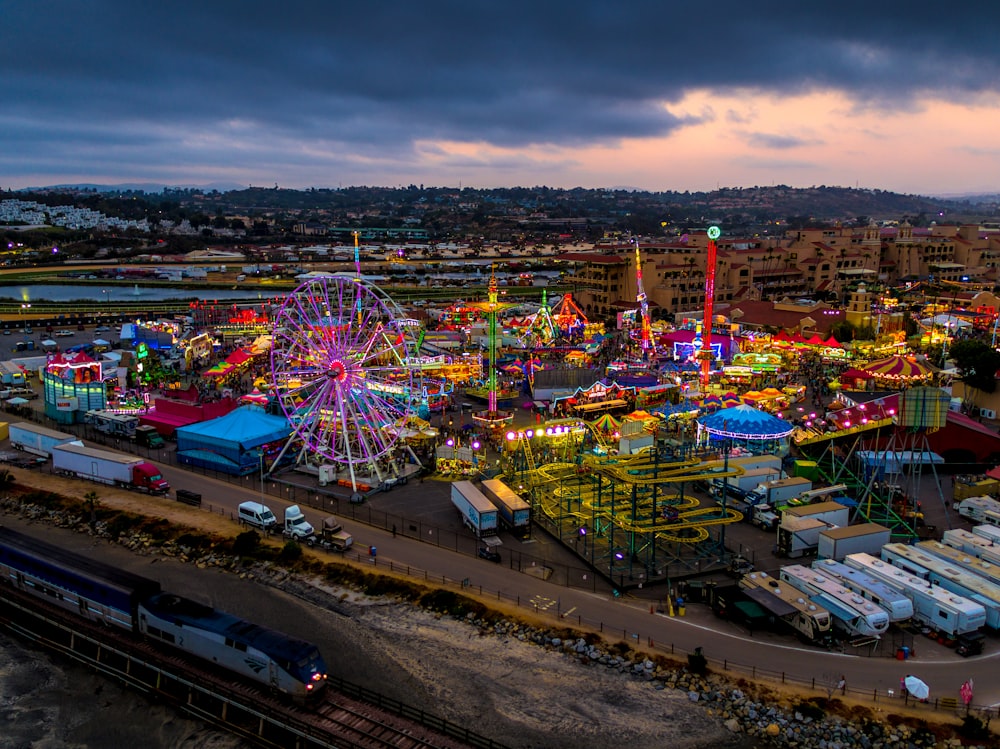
22,182,245,194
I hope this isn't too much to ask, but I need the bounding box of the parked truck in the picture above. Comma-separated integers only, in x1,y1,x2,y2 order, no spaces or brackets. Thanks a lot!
817,523,892,561
754,477,813,507
480,478,531,538
307,516,353,552
751,503,780,531
955,496,1000,525
8,422,82,458
712,467,781,496
281,505,315,542
134,424,165,449
451,480,499,539
51,443,170,494
953,475,1000,502
727,454,784,475
776,501,851,558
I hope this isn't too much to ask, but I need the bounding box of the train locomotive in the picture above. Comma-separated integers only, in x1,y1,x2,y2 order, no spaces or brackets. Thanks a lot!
0,526,328,700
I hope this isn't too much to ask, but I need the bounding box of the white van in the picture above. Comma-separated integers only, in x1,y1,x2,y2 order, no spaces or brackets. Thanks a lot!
238,501,277,531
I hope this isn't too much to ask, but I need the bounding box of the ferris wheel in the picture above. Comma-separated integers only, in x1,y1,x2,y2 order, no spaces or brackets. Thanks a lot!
270,275,421,489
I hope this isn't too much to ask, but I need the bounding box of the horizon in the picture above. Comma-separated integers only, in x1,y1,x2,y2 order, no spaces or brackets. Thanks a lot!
11,181,1000,203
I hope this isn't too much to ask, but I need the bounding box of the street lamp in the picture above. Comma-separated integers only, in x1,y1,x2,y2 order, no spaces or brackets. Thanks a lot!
19,303,30,340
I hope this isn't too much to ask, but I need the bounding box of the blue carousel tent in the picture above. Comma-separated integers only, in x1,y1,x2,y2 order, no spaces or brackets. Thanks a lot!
697,404,793,451
175,405,291,476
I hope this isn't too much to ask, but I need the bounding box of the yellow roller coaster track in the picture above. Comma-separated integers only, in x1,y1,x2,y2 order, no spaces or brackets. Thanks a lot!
525,453,746,544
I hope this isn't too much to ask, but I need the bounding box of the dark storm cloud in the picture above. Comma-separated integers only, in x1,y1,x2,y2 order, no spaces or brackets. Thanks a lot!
1,0,998,185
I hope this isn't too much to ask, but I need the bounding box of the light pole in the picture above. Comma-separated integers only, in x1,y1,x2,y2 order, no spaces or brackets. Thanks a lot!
19,303,30,341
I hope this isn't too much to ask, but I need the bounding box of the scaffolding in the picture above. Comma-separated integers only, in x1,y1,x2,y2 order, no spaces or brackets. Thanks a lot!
504,421,746,588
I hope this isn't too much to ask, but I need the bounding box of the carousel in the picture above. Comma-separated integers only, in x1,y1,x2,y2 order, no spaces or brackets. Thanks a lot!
696,403,795,457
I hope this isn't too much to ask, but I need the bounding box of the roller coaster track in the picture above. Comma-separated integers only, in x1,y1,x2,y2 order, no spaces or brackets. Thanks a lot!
528,457,744,543
791,417,893,447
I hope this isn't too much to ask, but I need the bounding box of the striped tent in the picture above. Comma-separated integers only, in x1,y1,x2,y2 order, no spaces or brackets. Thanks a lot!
860,355,935,381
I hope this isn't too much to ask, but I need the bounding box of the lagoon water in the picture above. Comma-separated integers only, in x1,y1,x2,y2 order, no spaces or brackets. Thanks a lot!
0,284,273,304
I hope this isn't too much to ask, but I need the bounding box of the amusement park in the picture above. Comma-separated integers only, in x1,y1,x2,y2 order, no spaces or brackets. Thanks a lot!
7,224,1000,610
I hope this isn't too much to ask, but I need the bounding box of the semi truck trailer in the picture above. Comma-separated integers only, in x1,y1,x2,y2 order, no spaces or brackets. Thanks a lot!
51,443,170,494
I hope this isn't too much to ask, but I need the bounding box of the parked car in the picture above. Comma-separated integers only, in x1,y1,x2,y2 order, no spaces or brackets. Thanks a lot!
77,324,86,330
95,325,112,332
54,329,74,337
2,330,9,336
478,547,502,563
956,631,985,657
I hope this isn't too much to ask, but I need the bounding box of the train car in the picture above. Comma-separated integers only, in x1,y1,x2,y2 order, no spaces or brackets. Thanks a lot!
844,553,986,637
811,558,913,622
779,564,889,638
0,525,328,701
0,525,160,631
738,570,832,644
139,593,328,700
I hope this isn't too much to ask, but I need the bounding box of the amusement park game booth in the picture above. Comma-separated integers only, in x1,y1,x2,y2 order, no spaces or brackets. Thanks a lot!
174,405,292,476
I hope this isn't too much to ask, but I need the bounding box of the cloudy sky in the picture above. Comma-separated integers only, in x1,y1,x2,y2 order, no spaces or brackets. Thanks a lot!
3,1,999,195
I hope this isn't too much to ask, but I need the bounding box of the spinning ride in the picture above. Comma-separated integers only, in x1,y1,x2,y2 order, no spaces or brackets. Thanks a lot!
269,275,421,491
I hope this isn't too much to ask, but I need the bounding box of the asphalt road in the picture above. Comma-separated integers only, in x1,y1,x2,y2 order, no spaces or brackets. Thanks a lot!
98,460,999,713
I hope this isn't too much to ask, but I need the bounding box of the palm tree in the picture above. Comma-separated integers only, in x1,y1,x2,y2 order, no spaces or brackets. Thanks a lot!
84,490,100,527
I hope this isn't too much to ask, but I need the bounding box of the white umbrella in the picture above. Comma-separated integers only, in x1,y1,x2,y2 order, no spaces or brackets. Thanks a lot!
93,338,110,346
903,675,929,700
5,397,29,406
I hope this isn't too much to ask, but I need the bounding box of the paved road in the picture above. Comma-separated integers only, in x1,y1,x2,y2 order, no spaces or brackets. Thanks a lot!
103,462,999,713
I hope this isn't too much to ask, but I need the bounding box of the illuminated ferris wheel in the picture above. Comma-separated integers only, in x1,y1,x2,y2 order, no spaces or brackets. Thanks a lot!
270,275,421,489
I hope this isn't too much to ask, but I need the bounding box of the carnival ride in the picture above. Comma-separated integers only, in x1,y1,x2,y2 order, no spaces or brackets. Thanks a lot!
504,418,747,583
550,292,592,339
465,266,517,429
515,289,558,350
698,226,722,387
631,237,655,358
268,275,423,492
791,388,950,541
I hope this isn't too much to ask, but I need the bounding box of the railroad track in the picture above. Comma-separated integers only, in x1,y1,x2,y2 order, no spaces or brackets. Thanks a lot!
0,587,501,749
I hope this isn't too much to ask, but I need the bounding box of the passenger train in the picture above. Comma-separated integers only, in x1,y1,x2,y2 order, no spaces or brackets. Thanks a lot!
739,570,832,643
0,526,328,700
779,564,889,638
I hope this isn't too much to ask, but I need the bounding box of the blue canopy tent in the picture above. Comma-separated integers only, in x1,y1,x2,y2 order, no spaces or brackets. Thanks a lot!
175,405,291,476
697,404,794,456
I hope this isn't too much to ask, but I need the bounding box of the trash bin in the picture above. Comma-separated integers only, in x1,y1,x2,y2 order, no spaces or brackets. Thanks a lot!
901,646,910,660
896,648,905,660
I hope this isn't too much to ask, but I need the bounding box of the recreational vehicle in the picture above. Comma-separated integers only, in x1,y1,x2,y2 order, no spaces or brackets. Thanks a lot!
811,558,913,622
779,564,889,638
844,553,986,637
738,570,832,644
881,543,1000,630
